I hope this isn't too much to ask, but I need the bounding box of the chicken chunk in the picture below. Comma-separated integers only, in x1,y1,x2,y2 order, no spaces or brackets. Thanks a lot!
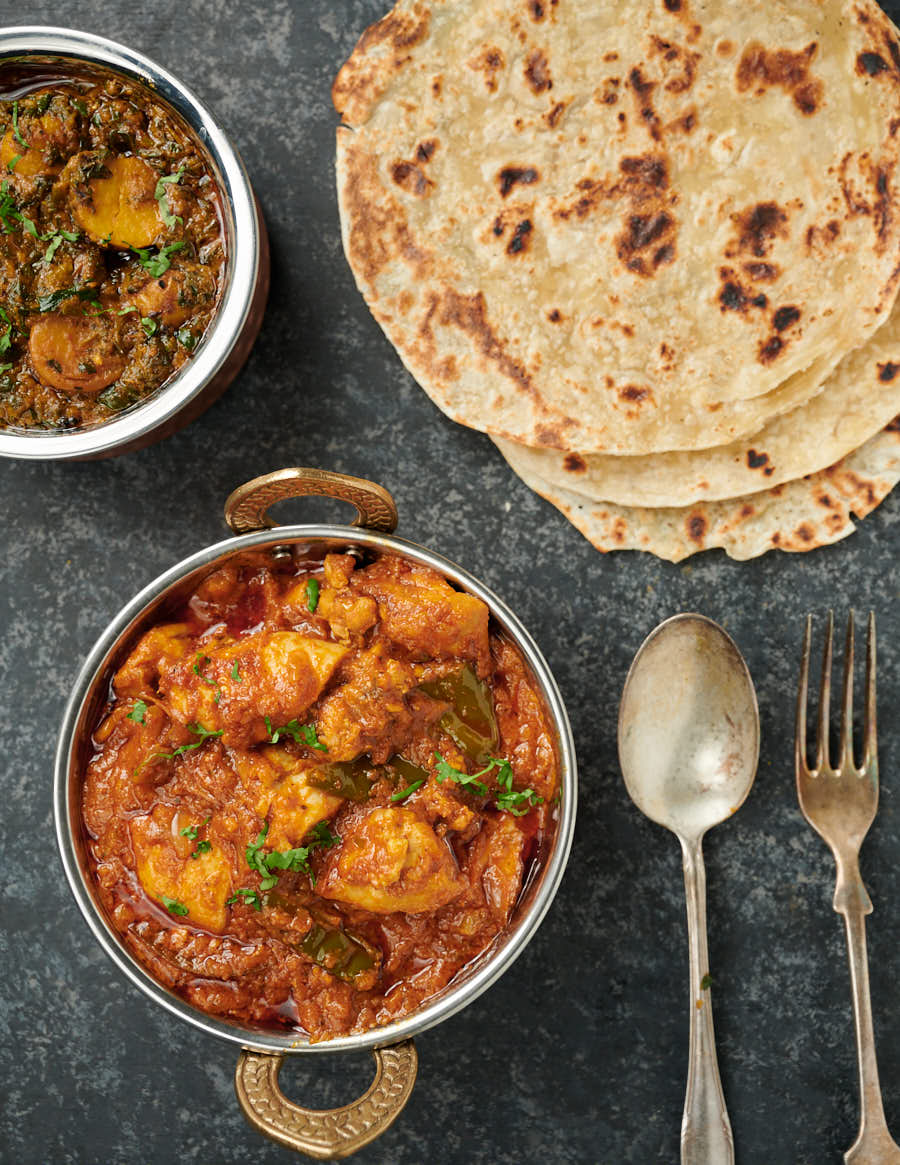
115,623,192,697
157,630,347,748
315,643,419,762
351,557,491,674
286,555,378,643
265,763,344,851
130,804,233,932
465,814,526,925
317,806,465,914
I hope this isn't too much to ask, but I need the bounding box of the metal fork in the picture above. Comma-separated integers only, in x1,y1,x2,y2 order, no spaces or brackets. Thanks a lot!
796,611,900,1164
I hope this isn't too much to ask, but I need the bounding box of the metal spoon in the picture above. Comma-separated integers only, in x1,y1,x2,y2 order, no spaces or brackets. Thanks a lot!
618,613,760,1165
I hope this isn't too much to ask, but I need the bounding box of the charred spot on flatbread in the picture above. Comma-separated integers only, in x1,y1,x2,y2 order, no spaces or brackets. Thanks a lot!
736,41,824,114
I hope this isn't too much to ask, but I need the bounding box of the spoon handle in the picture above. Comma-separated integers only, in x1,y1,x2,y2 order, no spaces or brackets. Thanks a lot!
680,836,735,1165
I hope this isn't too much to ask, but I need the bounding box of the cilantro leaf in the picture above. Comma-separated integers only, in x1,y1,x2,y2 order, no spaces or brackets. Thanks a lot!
11,101,26,148
231,661,241,682
141,316,158,338
160,895,188,917
137,722,223,770
37,286,94,313
239,819,339,893
154,166,184,229
132,240,184,278
306,578,319,613
43,235,64,265
0,307,13,355
127,699,148,725
226,887,262,911
433,752,543,815
265,717,327,750
6,153,22,173
433,752,489,797
391,778,425,803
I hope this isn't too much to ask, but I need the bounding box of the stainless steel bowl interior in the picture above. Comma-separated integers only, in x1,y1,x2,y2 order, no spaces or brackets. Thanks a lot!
0,26,263,460
54,527,577,1054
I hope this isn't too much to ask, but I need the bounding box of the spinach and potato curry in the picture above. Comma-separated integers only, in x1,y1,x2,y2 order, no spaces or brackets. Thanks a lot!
0,76,225,431
82,550,560,1039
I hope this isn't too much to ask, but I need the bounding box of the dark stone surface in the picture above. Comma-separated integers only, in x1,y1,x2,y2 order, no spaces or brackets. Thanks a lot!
3,3,900,1162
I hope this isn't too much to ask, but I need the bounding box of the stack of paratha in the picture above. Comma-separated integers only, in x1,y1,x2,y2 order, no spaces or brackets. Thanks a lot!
333,0,900,560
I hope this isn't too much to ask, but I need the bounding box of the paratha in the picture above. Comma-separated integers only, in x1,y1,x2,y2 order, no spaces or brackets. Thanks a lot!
506,420,900,561
494,295,900,505
335,0,900,454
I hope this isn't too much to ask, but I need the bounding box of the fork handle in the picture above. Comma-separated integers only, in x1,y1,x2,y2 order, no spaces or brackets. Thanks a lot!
839,901,898,1163
680,836,735,1165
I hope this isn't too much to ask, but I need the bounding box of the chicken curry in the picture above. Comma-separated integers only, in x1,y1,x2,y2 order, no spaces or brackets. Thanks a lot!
82,549,559,1039
0,73,224,431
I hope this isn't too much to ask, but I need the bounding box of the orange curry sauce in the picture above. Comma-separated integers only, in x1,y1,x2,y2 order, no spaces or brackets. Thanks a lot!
82,549,559,1039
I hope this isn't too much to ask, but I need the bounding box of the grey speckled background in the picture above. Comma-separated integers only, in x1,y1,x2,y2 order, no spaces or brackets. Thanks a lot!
3,3,900,1162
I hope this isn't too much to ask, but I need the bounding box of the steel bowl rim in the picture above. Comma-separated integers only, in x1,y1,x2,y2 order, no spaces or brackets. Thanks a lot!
54,523,578,1055
0,25,262,461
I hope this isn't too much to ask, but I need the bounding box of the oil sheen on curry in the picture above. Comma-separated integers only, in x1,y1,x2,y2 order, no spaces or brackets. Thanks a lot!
0,74,224,431
82,550,559,1039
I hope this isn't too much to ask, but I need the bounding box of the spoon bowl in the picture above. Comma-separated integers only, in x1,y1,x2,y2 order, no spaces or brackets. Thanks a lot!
619,613,759,839
618,613,759,1165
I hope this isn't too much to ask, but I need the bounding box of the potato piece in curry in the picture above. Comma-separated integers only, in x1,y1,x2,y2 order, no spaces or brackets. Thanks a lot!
82,550,560,1040
0,76,225,432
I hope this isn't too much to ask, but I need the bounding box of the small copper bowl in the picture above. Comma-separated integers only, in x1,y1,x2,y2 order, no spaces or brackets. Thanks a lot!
0,26,269,460
54,468,577,1158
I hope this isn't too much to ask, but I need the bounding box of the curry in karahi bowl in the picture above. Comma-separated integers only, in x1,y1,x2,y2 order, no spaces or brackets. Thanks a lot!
55,468,576,1156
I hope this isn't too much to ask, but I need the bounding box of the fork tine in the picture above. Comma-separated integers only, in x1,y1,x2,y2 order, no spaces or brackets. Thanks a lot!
839,612,855,771
796,614,811,773
815,610,834,772
864,611,878,772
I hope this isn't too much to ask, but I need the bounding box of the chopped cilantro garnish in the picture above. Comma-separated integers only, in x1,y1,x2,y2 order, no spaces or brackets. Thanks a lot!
433,752,543,815
154,166,184,229
0,306,13,355
192,652,223,704
175,326,196,350
700,973,713,991
160,895,188,917
180,816,212,859
137,722,223,770
306,578,319,613
226,887,262,911
141,316,158,338
6,153,22,173
11,101,26,148
132,240,184,277
391,779,425,802
433,752,489,797
127,699,148,725
37,286,95,313
231,661,241,682
265,717,327,750
233,819,339,897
